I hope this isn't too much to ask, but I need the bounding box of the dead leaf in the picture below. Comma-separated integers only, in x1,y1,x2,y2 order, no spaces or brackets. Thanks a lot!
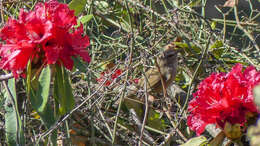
148,95,155,102
223,0,237,7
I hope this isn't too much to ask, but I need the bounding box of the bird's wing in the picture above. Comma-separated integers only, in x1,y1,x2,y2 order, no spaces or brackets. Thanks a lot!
138,67,167,91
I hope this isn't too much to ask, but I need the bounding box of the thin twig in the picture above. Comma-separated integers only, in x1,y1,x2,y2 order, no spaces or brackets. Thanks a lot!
130,109,154,145
116,121,151,145
0,0,4,24
139,58,149,146
154,51,187,142
162,106,188,142
234,5,260,51
37,76,110,141
112,0,134,144
228,45,260,69
96,105,113,139
0,73,14,81
118,0,209,49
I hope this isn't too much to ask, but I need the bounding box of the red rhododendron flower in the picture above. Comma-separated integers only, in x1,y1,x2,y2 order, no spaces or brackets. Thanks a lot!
0,0,90,77
187,64,260,135
97,69,122,86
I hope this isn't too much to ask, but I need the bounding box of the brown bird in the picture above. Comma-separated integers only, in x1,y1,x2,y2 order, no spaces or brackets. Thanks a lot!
127,40,180,96
123,40,180,131
137,43,179,94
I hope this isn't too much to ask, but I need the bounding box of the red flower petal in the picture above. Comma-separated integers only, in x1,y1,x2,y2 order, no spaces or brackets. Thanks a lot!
44,0,77,28
97,69,122,86
0,42,35,77
187,63,260,135
70,25,91,63
111,69,122,79
0,0,91,76
187,113,208,135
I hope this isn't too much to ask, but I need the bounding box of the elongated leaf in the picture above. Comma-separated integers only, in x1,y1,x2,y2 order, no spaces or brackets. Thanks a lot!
174,42,201,54
4,78,25,145
76,14,93,27
31,66,50,112
209,131,225,146
29,66,57,145
181,136,208,146
54,65,75,115
68,0,87,16
29,66,55,128
26,60,32,95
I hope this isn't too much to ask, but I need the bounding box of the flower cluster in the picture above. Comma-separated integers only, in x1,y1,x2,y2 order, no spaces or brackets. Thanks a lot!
188,64,260,135
97,69,122,86
0,0,90,77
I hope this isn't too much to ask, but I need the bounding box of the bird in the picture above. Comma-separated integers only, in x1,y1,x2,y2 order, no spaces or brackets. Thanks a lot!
123,39,181,131
128,39,180,96
137,43,179,94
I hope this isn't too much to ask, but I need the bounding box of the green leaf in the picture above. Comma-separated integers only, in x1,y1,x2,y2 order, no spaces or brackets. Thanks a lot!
212,48,224,59
68,0,87,16
147,110,166,131
181,136,208,146
253,85,260,108
32,66,51,112
188,0,202,7
54,65,75,115
174,42,201,54
76,14,93,27
29,66,56,145
210,40,223,50
211,21,217,30
29,66,55,128
4,78,25,145
26,60,32,95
